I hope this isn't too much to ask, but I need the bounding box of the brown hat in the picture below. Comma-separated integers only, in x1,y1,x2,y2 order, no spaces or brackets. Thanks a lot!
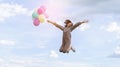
64,19,72,24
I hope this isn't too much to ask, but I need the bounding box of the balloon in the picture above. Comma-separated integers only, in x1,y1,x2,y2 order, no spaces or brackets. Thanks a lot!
37,6,46,15
32,5,47,26
32,10,39,19
40,6,46,12
37,8,44,15
38,15,45,23
33,18,40,26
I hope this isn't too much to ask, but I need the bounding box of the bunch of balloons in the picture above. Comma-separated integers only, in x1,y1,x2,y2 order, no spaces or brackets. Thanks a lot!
32,6,48,26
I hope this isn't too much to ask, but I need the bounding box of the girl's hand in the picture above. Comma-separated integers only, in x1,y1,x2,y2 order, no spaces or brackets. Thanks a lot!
81,20,89,23
47,20,56,24
47,20,51,23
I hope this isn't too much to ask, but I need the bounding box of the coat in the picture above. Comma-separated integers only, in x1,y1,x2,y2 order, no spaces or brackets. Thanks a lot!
50,22,82,53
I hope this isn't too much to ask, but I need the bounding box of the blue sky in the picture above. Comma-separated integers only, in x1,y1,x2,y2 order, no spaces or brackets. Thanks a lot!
0,0,120,67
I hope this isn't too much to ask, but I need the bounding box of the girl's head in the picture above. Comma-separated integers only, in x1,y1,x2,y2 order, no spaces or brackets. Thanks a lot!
64,19,73,27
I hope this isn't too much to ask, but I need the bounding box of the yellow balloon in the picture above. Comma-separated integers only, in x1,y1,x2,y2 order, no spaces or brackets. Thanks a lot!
38,15,45,23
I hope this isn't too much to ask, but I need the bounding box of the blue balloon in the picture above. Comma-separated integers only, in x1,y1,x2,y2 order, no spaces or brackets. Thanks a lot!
32,10,39,19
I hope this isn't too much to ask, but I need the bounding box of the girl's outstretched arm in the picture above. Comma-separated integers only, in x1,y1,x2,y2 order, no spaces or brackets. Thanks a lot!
47,20,64,31
71,20,88,31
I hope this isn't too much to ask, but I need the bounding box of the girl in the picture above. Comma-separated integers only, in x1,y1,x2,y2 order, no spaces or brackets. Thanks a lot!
47,19,88,53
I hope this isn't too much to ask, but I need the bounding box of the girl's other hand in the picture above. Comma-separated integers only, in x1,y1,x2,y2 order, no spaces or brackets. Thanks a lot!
47,20,51,23
81,20,89,23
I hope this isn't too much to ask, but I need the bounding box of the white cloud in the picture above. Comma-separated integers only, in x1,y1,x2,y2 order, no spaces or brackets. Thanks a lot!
103,22,120,39
106,22,120,33
0,56,94,67
108,45,120,58
0,53,95,67
0,56,46,67
49,50,58,58
115,46,120,54
45,0,120,17
69,0,120,14
36,40,48,49
104,22,120,58
0,58,4,63
79,23,90,31
0,40,15,46
49,61,94,67
0,3,28,21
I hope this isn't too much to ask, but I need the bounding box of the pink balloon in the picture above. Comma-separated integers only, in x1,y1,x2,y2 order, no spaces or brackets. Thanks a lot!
37,6,46,15
40,6,46,12
37,8,43,14
33,18,40,26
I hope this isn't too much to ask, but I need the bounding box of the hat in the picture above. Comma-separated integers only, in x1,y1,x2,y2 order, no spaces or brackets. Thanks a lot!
64,19,72,24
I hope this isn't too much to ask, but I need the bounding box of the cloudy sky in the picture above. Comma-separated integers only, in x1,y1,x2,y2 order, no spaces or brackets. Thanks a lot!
0,0,120,67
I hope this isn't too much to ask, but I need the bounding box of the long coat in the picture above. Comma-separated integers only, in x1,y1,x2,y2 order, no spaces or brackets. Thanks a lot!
50,22,82,53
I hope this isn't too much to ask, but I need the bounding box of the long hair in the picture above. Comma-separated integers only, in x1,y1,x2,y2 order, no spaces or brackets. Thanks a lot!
64,19,73,27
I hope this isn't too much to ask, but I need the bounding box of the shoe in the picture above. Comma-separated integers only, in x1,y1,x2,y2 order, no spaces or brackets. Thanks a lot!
59,49,63,52
66,51,69,53
73,49,75,52
72,49,75,52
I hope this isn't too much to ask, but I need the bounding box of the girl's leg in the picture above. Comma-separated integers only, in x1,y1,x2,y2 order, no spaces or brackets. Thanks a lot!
59,38,65,52
66,46,75,52
71,47,75,52
63,42,70,53
66,46,71,52
59,45,63,52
